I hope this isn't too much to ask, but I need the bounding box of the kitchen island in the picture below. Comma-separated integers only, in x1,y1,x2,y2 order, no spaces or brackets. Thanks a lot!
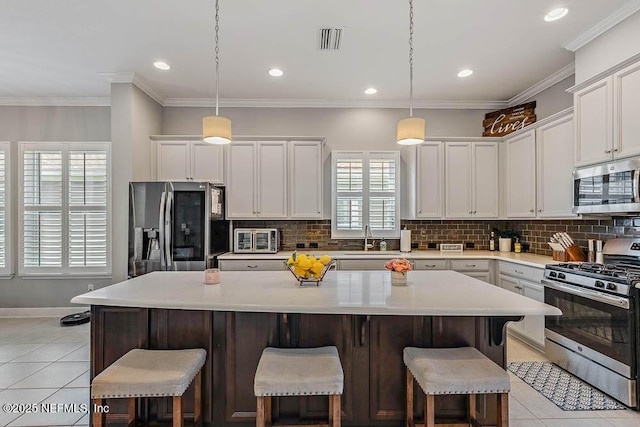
72,270,560,427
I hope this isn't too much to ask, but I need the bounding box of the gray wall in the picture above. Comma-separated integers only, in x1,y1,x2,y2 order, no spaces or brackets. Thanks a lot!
575,11,640,84
521,75,574,120
131,86,162,181
0,105,112,308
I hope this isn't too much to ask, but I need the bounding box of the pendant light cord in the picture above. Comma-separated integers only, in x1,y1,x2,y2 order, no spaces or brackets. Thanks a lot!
409,0,414,117
215,0,220,116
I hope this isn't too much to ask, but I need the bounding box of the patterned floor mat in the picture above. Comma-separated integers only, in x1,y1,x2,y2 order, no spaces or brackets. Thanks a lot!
508,361,626,411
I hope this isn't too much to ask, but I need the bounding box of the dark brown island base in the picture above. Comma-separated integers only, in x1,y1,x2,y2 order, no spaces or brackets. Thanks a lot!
74,271,560,427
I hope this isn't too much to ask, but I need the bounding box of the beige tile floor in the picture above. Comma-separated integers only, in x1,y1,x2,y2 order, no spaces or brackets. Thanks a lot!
0,318,639,426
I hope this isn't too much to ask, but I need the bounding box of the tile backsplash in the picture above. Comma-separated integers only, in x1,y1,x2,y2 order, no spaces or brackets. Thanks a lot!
232,218,640,256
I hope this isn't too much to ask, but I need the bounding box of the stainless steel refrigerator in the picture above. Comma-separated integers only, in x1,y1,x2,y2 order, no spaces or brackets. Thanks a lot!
128,182,229,277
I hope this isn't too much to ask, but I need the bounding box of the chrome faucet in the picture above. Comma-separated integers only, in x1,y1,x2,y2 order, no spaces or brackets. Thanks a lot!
364,224,374,251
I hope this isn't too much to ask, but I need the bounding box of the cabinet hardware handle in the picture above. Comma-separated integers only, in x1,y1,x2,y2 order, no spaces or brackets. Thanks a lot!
425,264,437,268
515,270,523,274
360,315,371,346
247,265,258,269
605,150,612,154
538,209,542,212
473,210,477,214
465,264,476,268
469,211,473,214
613,148,619,152
515,285,523,290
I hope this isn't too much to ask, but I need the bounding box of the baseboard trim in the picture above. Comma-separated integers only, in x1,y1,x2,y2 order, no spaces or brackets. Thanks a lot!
507,329,546,354
0,307,90,318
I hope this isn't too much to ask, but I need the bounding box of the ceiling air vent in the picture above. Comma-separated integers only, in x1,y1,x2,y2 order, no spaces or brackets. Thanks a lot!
319,28,343,50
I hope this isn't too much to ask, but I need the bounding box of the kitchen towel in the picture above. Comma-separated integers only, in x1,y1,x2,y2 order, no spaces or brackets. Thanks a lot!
400,229,411,252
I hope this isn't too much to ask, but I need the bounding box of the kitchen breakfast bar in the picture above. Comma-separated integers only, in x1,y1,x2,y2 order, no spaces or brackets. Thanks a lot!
71,270,561,427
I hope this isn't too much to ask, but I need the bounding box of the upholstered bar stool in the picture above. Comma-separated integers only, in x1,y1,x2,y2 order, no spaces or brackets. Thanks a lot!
404,347,510,427
254,346,344,427
91,348,206,427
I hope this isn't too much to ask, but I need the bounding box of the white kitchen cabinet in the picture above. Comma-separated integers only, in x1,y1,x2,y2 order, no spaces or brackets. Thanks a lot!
227,141,287,219
505,130,536,218
289,141,323,219
536,114,576,218
445,141,498,218
498,263,545,350
614,61,640,159
498,274,525,335
574,77,613,167
416,142,444,218
156,140,224,184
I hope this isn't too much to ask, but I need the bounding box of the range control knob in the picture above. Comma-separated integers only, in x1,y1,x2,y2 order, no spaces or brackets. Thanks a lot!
549,272,557,278
595,281,605,288
558,273,566,280
606,283,617,291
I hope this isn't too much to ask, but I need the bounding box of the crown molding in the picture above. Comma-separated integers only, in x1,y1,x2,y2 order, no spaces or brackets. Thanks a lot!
163,97,507,110
0,97,110,107
508,63,575,107
563,0,640,52
98,72,166,105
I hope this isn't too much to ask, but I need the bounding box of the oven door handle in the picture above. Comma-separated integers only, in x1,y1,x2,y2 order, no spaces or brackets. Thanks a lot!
633,169,640,203
541,279,629,309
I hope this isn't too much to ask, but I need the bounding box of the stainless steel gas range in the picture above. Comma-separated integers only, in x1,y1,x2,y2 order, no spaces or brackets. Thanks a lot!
543,238,639,408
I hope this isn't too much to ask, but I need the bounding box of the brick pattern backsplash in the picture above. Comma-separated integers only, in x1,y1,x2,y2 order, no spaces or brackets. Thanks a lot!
232,218,640,256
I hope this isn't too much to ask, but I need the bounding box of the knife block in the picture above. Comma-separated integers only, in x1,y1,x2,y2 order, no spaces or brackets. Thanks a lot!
552,250,568,262
566,244,587,262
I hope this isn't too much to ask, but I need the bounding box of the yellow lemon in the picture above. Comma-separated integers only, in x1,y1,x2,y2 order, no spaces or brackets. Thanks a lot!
311,262,324,275
309,256,317,264
296,256,312,270
313,272,322,279
319,255,332,266
287,257,295,266
294,266,306,277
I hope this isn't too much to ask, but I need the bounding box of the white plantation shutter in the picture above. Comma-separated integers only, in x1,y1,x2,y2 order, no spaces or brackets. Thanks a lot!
19,143,110,275
336,158,363,230
68,151,108,268
332,151,400,239
0,147,6,271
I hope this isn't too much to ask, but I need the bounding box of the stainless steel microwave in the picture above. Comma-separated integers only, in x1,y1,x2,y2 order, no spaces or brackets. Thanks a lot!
573,158,640,214
234,229,279,253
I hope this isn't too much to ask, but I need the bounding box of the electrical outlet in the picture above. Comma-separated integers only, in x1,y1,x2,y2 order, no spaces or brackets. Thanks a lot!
296,243,305,249
465,242,475,249
411,242,419,249
427,242,437,249
309,242,319,249
88,284,94,291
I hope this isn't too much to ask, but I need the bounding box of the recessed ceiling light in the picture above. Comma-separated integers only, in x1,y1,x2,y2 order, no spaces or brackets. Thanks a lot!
364,88,377,95
268,68,284,77
153,61,171,71
457,69,474,78
544,7,569,22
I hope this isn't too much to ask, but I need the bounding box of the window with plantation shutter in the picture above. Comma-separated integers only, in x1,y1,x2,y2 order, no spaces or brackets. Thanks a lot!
332,151,400,239
19,142,110,276
0,142,11,275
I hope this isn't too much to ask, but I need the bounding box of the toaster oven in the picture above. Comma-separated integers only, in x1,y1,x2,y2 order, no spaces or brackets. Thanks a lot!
234,228,279,253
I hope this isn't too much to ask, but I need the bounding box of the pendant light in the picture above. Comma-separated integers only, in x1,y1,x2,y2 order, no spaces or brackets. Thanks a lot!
203,0,232,144
396,0,425,145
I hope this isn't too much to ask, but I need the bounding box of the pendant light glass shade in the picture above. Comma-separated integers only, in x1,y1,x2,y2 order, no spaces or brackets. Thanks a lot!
396,117,425,145
203,115,232,144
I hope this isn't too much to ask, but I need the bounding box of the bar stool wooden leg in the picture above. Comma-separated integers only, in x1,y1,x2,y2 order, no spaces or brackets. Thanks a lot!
173,395,184,427
194,370,202,426
92,399,104,427
425,394,435,427
265,396,272,427
406,367,414,427
468,393,476,423
329,394,334,426
256,396,266,427
497,393,509,427
127,397,136,426
330,394,340,427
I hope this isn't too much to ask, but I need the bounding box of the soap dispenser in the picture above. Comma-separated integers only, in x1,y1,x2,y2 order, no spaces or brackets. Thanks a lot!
379,239,387,251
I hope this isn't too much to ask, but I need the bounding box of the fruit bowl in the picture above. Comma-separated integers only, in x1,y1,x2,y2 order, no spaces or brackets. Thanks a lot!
284,252,336,286
285,260,336,286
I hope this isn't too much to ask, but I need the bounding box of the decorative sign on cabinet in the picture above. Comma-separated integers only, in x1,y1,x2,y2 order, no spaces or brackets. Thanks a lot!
483,101,537,137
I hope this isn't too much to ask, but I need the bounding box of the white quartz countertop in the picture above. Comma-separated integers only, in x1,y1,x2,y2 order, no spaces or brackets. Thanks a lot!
71,270,561,317
218,250,555,269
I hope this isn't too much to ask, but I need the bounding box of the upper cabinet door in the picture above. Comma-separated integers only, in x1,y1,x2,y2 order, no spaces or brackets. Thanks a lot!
416,142,444,218
574,77,613,167
614,62,640,159
227,142,257,218
157,141,190,181
289,141,323,219
506,131,536,218
537,115,576,218
190,142,225,184
472,142,499,218
257,141,288,218
445,142,472,218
